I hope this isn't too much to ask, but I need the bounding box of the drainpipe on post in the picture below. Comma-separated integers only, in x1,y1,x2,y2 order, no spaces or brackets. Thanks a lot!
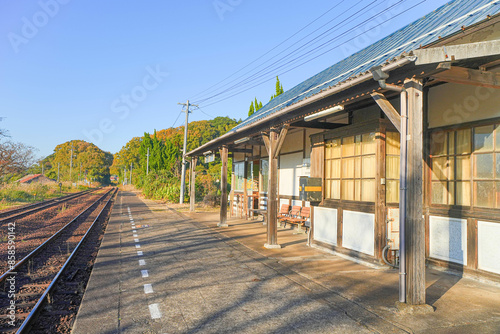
370,65,407,303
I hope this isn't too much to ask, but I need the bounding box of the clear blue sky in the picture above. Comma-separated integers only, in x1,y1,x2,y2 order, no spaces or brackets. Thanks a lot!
0,0,449,158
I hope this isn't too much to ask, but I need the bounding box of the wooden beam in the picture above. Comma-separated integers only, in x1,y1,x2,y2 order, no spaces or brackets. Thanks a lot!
371,92,401,133
414,40,500,65
480,58,500,71
273,124,289,159
431,66,500,89
290,120,347,130
404,78,425,305
230,148,253,154
190,157,197,212
218,146,229,227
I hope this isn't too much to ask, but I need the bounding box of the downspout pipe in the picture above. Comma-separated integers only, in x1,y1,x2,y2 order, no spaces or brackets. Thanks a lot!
371,65,408,303
399,89,407,304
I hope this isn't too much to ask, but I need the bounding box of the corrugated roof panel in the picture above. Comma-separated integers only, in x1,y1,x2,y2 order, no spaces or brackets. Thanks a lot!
231,0,500,132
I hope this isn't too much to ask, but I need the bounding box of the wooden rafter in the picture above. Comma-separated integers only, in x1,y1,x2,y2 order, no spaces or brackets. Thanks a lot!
431,66,500,89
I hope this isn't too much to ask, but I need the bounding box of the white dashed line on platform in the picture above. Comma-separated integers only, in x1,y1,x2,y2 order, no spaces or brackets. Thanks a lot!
134,238,140,243
144,284,154,294
148,304,161,319
133,234,138,237
139,259,146,266
135,244,141,248
141,270,149,278
137,251,143,256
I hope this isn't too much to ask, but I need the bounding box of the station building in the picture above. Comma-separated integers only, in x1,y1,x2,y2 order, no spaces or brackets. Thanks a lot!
187,0,500,305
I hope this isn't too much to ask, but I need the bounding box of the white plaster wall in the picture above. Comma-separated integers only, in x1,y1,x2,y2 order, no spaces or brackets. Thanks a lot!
478,221,500,275
313,207,337,246
279,152,304,197
428,83,500,128
429,216,467,265
342,210,375,256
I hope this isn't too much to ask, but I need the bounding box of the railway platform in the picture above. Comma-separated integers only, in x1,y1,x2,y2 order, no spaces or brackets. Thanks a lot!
73,190,500,334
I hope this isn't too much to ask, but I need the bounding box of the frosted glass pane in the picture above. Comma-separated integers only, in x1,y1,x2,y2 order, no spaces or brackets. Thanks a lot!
456,129,471,154
386,132,400,155
331,139,341,158
355,157,361,179
342,136,355,156
448,131,455,155
362,132,376,155
332,159,341,178
325,142,332,159
386,180,399,203
331,180,340,199
362,156,376,178
432,181,447,205
361,180,375,202
325,159,332,178
456,181,470,206
474,125,494,153
456,156,470,180
496,153,500,179
342,158,355,178
355,180,361,201
355,135,362,155
432,157,448,181
475,181,495,208
386,156,400,179
475,154,494,179
496,125,500,151
342,180,354,201
431,132,447,155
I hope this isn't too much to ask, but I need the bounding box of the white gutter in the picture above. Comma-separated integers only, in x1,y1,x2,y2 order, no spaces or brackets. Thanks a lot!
187,56,414,156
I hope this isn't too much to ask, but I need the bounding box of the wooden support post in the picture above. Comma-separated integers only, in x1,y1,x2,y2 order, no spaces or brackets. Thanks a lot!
218,146,229,227
262,125,289,249
404,78,426,306
243,161,248,219
190,157,197,212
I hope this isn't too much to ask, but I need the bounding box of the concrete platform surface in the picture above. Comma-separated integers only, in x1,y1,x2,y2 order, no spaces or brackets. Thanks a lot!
73,191,500,333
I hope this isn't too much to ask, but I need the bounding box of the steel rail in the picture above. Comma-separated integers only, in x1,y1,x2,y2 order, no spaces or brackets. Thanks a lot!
16,188,117,334
0,189,97,223
0,188,113,283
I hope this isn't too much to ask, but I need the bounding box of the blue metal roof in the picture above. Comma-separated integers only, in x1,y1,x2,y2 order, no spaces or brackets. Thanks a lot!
231,0,500,132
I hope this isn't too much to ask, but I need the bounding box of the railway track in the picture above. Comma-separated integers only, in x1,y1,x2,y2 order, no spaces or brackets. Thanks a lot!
0,187,116,333
0,189,96,224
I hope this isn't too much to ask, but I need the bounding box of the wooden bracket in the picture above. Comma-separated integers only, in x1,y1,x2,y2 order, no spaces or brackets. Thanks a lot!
371,92,401,133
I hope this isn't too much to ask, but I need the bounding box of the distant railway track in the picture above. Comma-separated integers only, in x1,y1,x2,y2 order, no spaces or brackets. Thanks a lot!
0,187,116,333
0,189,96,224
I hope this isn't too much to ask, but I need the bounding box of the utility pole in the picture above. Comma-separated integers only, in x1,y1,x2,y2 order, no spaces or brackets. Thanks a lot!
146,147,150,176
130,163,133,185
123,167,127,185
177,100,198,204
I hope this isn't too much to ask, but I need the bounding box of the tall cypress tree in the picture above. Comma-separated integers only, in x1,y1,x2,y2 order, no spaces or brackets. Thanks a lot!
248,101,255,116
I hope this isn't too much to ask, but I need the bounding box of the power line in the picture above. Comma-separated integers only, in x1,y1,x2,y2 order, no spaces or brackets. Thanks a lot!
171,110,183,128
188,0,349,102
192,0,374,104
199,0,426,108
194,0,407,105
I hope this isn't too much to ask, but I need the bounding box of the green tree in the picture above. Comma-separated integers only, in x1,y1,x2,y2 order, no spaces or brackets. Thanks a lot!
248,101,255,116
270,76,284,101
